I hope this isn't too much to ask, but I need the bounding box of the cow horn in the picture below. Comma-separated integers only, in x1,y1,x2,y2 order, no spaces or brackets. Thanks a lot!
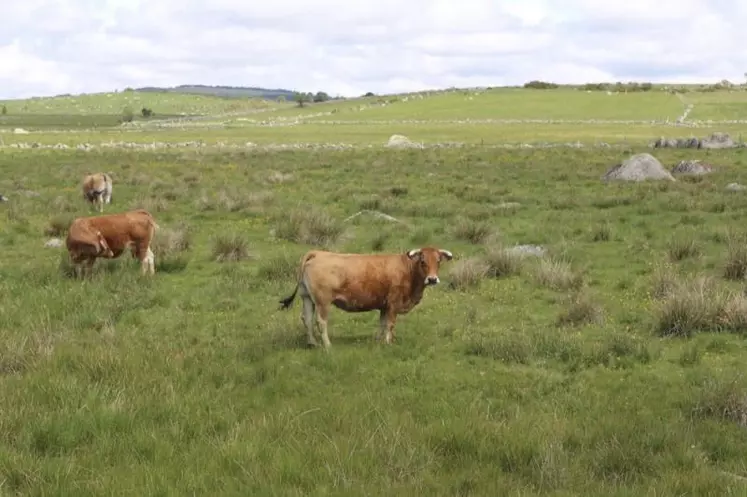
438,249,453,260
407,248,422,258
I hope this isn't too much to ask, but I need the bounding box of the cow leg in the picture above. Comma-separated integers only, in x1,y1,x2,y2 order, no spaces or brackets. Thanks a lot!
316,302,332,349
301,296,318,347
72,260,83,279
83,257,96,279
135,245,156,275
376,310,388,342
144,247,155,275
383,311,398,344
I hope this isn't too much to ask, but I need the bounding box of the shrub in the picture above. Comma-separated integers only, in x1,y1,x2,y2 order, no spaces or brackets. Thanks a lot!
256,254,298,282
556,292,604,327
152,224,191,256
44,214,73,237
122,106,134,123
483,246,523,278
274,208,345,247
450,217,495,244
667,234,701,262
533,259,584,291
212,235,253,262
723,233,747,280
447,257,490,290
654,276,723,337
691,377,747,427
650,263,679,300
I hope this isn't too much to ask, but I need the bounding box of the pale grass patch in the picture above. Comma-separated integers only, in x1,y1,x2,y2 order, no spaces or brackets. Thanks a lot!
212,234,254,262
723,232,747,280
718,292,747,333
130,195,169,213
483,245,524,278
151,224,192,256
447,257,490,290
556,291,605,327
533,258,584,291
654,276,724,337
44,214,74,237
650,263,679,300
450,217,496,244
265,170,294,184
273,207,345,247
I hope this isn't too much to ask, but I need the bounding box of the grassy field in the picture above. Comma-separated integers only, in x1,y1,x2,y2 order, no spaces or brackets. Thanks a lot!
0,91,286,130
684,91,747,121
2,122,746,148
2,86,747,495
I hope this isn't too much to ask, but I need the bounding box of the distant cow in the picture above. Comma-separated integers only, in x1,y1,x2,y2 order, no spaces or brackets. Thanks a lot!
82,172,113,212
66,209,158,278
279,246,454,348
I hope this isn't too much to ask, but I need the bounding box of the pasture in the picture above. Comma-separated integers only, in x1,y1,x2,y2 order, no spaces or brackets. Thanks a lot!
1,86,747,496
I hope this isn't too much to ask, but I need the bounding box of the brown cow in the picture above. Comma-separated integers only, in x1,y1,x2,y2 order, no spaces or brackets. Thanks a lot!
66,209,158,278
82,172,113,212
279,247,453,348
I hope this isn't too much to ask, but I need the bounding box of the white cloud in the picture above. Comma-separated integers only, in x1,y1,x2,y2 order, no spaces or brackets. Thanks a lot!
1,0,745,99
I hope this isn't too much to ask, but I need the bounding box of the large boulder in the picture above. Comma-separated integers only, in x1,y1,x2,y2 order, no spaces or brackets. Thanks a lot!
671,160,714,176
698,132,736,149
386,134,422,149
602,153,675,182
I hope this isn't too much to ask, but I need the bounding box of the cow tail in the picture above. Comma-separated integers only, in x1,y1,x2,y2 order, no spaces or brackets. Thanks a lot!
279,287,298,309
279,251,318,310
105,174,112,202
148,217,159,240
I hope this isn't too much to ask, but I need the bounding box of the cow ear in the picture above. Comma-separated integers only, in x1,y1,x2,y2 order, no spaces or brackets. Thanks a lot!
407,248,422,260
438,249,453,261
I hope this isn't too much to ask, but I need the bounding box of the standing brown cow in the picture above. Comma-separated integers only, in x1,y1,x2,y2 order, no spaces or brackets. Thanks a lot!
82,172,113,212
66,209,158,278
279,247,453,348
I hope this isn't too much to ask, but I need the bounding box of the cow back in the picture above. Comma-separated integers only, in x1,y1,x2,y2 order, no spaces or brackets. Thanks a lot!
304,253,415,308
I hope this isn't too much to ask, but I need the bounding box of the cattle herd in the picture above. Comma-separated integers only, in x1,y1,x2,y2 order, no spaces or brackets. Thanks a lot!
63,172,455,348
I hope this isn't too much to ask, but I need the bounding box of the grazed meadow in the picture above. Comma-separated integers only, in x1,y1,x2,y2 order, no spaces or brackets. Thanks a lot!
2,87,747,496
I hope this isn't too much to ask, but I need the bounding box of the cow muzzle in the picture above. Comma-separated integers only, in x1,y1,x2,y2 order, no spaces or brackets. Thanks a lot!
425,276,440,285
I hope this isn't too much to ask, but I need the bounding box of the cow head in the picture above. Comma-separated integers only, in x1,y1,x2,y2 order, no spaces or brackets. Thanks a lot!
96,231,114,258
407,247,453,286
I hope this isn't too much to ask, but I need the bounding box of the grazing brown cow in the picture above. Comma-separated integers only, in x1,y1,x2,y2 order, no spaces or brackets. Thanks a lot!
82,172,113,212
279,247,454,348
66,209,158,278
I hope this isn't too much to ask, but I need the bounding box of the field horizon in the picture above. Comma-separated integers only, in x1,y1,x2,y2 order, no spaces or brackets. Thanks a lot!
1,83,747,496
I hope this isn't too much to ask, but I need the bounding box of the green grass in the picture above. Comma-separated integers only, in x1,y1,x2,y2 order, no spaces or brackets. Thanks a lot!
685,91,747,121
3,121,747,147
306,88,685,121
3,142,747,495
0,90,284,118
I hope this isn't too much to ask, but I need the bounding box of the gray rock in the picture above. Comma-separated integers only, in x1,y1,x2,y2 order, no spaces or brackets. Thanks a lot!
602,153,675,182
508,245,545,257
44,238,63,248
699,132,736,149
671,160,713,176
726,183,746,192
386,134,422,149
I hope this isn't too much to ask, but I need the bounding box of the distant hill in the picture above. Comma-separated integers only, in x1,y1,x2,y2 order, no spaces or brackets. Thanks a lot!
135,84,298,101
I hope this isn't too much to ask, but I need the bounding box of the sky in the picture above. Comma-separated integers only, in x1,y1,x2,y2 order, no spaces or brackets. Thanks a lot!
2,0,746,99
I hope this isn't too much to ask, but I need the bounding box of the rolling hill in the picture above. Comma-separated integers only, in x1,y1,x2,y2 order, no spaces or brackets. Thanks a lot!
135,84,305,101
